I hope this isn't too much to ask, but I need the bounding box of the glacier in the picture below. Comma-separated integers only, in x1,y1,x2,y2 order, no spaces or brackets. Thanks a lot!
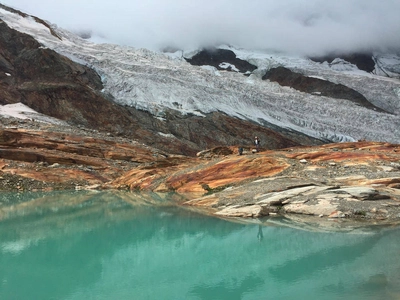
1,7,400,144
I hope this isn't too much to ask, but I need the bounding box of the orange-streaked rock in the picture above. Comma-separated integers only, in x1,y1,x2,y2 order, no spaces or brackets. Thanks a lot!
111,154,290,193
166,156,289,193
285,149,398,163
0,128,170,188
3,128,400,224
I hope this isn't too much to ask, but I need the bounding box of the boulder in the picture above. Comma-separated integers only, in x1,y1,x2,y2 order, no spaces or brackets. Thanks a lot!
215,205,266,218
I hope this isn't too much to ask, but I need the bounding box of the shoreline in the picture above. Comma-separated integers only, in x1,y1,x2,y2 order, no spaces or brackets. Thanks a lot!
1,116,400,227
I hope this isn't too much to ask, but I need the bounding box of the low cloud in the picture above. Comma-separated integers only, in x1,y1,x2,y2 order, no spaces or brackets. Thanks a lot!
3,0,400,55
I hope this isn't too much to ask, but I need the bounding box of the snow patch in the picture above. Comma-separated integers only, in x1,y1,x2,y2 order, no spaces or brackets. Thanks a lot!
0,103,39,119
158,132,176,139
163,50,184,60
182,49,200,59
219,62,239,72
308,75,326,80
0,103,67,125
329,58,359,72
374,54,400,78
395,88,400,99
0,8,52,38
200,65,221,76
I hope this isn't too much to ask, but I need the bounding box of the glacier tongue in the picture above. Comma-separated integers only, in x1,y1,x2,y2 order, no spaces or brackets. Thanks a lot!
1,8,400,144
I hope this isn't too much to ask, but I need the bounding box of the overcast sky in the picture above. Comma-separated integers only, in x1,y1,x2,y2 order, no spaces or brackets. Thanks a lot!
2,0,400,55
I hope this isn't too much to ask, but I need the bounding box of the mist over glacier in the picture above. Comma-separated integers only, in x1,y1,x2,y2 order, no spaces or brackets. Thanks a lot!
1,2,400,145
3,0,400,56
2,5,399,144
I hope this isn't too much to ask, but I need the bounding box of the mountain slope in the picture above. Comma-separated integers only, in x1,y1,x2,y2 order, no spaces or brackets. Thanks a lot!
0,4,399,149
0,6,321,156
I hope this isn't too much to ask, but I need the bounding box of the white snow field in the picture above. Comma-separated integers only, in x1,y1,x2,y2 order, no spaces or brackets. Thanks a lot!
1,7,400,143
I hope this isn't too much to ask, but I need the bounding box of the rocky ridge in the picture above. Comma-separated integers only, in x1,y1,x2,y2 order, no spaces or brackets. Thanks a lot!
3,122,400,232
1,115,400,227
111,141,400,224
0,116,176,192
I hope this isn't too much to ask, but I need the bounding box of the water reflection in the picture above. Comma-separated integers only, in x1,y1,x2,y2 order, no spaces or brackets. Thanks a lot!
269,233,382,284
257,224,264,242
189,274,265,300
0,191,400,300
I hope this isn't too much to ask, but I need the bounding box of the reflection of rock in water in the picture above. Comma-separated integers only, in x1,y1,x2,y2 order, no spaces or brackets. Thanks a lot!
0,191,190,245
357,273,393,299
257,225,263,242
189,273,264,300
269,234,383,283
362,273,388,290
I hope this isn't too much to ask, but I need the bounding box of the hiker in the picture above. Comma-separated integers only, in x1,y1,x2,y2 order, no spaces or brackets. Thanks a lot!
238,147,243,155
254,136,260,152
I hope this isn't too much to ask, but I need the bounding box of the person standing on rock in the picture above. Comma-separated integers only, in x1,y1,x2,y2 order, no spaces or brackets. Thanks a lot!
238,147,244,155
254,136,260,152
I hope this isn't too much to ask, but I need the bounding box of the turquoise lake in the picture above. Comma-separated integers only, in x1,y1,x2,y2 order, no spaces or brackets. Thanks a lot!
0,190,400,300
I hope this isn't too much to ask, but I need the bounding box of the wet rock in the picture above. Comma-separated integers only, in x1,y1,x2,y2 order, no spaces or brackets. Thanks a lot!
284,199,339,216
332,186,379,200
328,210,346,218
215,204,265,218
255,185,320,205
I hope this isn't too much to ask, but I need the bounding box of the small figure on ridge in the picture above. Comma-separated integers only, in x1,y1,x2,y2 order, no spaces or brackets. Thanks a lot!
254,136,260,152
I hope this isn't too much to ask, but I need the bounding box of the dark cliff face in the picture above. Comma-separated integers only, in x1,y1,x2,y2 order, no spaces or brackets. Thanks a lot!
125,109,323,156
309,53,375,73
262,66,386,112
0,20,137,130
0,16,323,155
185,48,257,74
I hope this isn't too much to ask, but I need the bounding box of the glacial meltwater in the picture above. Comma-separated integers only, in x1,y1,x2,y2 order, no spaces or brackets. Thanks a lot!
1,190,400,300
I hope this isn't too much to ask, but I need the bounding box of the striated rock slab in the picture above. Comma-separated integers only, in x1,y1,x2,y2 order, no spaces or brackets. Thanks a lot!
215,205,265,218
255,185,324,205
111,153,290,193
284,199,339,216
180,142,400,223
334,187,380,200
0,127,171,191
